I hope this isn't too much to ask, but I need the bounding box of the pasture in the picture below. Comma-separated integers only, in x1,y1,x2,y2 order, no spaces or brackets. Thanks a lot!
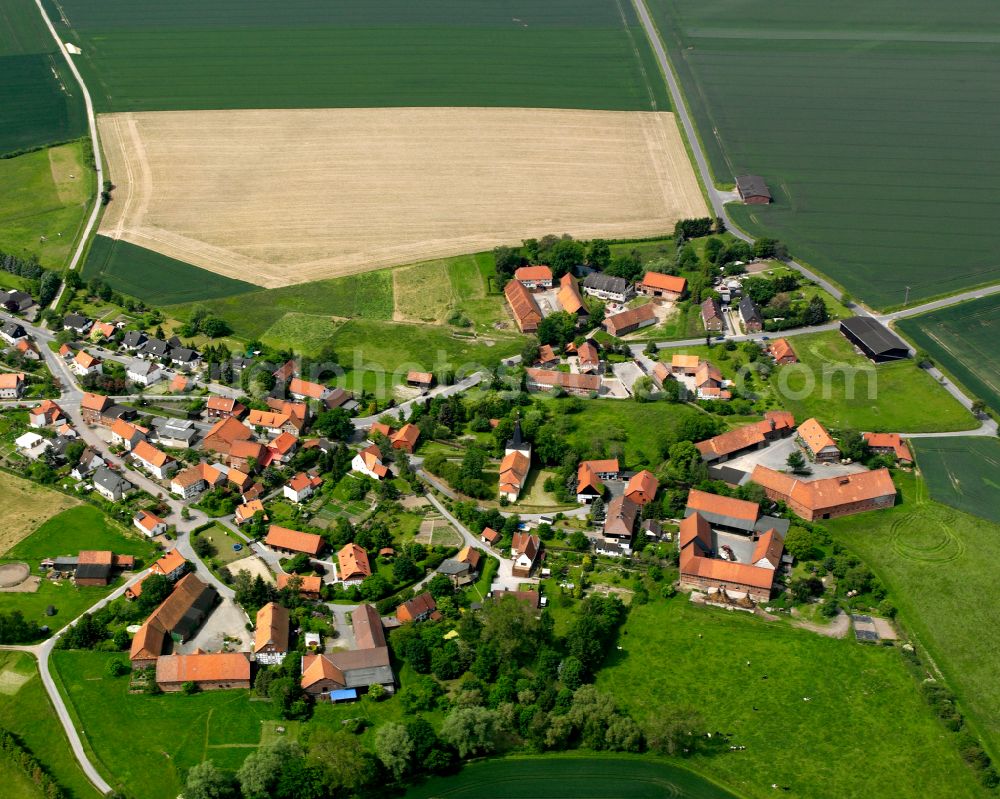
405,756,737,799
598,598,987,799
55,0,667,113
828,471,1000,757
771,331,975,432
0,471,79,556
897,294,1000,415
650,0,1000,308
50,650,281,799
5,505,156,564
911,437,1000,524
0,141,93,267
0,652,101,798
82,235,257,305
0,0,85,155
96,107,705,286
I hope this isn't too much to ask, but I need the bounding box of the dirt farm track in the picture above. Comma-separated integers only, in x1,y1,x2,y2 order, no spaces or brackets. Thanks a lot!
97,108,706,287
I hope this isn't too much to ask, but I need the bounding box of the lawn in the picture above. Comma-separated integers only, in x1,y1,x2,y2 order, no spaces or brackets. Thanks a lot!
771,331,976,432
81,235,257,305
260,313,345,356
0,577,114,634
910,437,1000,524
0,470,79,556
828,470,1000,759
0,651,101,798
648,0,1000,308
55,0,667,113
537,397,712,469
50,650,281,799
394,259,456,324
897,294,1000,416
0,141,94,267
0,0,86,155
406,756,737,799
332,319,523,396
195,523,247,565
598,598,986,799
5,505,156,564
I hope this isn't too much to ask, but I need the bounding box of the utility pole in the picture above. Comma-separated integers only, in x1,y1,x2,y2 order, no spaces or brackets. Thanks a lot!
904,285,911,307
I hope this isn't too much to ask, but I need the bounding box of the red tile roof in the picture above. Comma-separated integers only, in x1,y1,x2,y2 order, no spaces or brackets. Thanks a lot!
686,488,760,523
797,418,838,456
338,543,371,581
266,525,324,556
514,265,553,282
640,272,686,293
156,652,250,684
505,279,542,333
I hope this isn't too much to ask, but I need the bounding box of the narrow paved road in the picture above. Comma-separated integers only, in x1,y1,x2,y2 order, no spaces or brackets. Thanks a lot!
32,0,104,308
0,570,149,796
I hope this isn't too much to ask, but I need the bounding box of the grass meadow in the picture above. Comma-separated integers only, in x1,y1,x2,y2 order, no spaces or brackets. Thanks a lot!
0,0,86,155
598,597,987,799
828,471,1000,759
0,470,80,556
50,650,281,799
406,756,737,799
82,235,257,305
770,331,975,432
55,0,668,113
650,0,1000,308
0,141,93,266
0,651,101,798
897,294,1000,416
911,437,1000,524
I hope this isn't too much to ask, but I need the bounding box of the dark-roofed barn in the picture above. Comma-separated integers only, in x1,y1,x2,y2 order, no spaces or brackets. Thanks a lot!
840,318,909,363
735,175,772,204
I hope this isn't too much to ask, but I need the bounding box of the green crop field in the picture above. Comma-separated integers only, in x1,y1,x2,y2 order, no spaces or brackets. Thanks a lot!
50,650,281,799
0,141,93,267
82,236,257,305
0,0,86,155
649,0,1000,308
897,295,1000,415
910,437,1000,524
0,652,101,798
406,756,737,799
598,598,986,799
829,471,1000,757
53,0,668,113
771,331,975,433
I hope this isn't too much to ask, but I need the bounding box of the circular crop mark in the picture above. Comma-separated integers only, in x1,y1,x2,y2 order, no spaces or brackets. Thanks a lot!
890,510,965,563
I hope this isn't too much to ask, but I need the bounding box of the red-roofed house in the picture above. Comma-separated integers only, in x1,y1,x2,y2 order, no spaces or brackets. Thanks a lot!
352,444,389,480
29,399,65,428
289,378,330,402
637,272,686,300
266,525,325,557
514,265,553,289
206,396,247,419
481,527,501,546
338,543,371,585
505,280,542,333
511,533,540,578
390,424,420,454
284,472,323,503
751,465,897,521
797,418,840,462
0,372,25,399
133,510,168,538
862,433,913,464
72,349,102,376
769,338,798,365
131,440,176,480
625,470,659,505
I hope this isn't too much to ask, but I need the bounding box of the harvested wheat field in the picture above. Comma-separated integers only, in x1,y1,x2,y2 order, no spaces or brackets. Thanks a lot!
98,108,706,288
0,471,79,556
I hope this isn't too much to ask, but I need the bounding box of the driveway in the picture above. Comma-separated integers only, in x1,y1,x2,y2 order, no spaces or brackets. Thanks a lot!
178,596,252,653
722,437,869,481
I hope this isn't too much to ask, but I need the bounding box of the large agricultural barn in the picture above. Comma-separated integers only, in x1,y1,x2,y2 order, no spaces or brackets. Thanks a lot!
839,318,909,363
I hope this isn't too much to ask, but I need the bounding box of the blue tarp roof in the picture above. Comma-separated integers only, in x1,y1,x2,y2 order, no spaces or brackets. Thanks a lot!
329,689,358,701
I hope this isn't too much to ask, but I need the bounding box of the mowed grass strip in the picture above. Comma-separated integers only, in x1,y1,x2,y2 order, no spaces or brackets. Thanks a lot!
0,652,101,798
405,756,737,799
828,471,1000,758
896,294,1000,416
598,598,987,799
0,0,86,154
50,650,280,799
82,236,257,305
771,330,975,432
0,141,94,267
650,0,1000,308
0,470,79,556
394,259,456,324
57,0,667,112
911,437,1000,525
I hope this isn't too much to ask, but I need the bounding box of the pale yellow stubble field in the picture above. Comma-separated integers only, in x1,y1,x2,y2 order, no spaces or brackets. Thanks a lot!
98,107,707,288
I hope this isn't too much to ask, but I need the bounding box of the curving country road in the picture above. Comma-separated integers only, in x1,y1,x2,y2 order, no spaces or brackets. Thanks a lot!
32,0,104,308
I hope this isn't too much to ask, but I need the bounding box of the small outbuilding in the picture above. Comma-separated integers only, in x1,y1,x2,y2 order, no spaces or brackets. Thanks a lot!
735,175,772,204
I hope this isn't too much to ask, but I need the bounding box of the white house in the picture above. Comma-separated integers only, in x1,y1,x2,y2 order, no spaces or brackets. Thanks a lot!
131,440,176,480
0,372,25,399
70,447,105,480
15,431,49,458
351,444,388,480
72,350,102,377
134,510,168,537
126,359,162,387
283,472,323,503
